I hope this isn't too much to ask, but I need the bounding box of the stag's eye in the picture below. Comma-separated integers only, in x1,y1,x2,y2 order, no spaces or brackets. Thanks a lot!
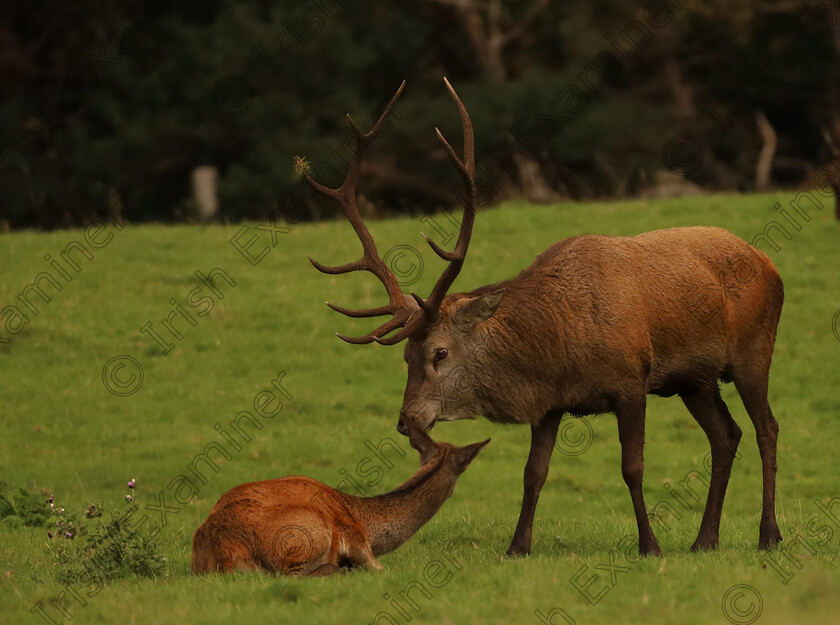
434,348,448,362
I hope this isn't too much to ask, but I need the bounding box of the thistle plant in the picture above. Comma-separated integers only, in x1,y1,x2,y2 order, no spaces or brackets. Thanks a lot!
45,478,166,585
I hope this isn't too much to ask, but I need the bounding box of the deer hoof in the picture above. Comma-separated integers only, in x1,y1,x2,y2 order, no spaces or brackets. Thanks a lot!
758,532,783,550
690,538,719,552
639,543,663,557
505,544,531,558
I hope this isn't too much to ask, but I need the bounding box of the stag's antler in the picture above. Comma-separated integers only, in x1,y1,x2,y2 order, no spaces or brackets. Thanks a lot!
296,81,420,344
299,78,477,344
414,77,476,325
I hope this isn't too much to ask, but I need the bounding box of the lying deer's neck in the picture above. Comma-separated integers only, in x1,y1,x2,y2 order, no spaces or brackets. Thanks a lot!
349,456,456,556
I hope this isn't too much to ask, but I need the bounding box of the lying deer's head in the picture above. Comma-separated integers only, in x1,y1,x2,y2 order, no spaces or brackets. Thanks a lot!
404,414,490,475
299,79,501,435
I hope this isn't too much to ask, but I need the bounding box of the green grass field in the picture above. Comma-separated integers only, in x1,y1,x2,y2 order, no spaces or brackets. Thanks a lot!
1,192,839,625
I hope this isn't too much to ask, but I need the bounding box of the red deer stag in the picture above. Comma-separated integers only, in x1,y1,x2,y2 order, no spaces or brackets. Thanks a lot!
191,418,488,575
298,79,784,557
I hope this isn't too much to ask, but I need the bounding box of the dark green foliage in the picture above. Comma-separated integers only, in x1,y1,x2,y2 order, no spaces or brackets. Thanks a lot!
0,488,51,527
47,497,167,585
1,1,837,228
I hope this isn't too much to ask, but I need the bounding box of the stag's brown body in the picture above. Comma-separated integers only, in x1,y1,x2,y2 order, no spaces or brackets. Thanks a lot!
301,79,784,557
410,226,783,556
191,421,488,575
429,226,782,427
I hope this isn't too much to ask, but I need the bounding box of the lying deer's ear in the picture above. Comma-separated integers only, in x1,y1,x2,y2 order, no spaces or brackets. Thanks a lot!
405,418,436,458
453,290,504,331
453,438,490,473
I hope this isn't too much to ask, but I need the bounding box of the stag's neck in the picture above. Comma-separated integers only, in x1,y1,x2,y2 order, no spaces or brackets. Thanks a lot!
348,456,455,556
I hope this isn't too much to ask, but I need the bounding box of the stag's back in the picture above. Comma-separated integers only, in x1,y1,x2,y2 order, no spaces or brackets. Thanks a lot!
498,226,783,400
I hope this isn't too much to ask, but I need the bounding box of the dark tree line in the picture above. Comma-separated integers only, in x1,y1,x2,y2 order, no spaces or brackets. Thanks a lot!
0,0,838,229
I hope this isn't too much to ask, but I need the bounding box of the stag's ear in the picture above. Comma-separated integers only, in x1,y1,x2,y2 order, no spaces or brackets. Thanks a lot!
453,438,490,474
405,418,436,461
453,290,504,331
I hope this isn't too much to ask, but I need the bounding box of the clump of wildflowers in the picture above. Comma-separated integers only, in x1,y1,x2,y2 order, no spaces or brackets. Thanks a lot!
45,477,166,585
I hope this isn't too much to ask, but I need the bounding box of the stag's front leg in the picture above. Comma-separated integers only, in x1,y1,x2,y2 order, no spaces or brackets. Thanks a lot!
616,397,662,556
507,412,562,557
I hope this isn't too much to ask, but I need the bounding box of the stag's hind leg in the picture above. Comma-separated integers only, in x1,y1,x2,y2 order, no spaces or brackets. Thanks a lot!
616,396,662,556
734,371,782,549
680,387,742,551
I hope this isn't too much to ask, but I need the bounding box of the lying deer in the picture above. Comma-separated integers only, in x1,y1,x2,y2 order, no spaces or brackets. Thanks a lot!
299,79,784,556
191,419,488,575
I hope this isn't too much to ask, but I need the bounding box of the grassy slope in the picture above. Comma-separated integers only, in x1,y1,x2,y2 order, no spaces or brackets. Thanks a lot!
1,192,839,624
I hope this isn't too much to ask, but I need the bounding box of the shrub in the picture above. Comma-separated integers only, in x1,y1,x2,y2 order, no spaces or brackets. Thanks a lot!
45,480,167,585
0,487,51,527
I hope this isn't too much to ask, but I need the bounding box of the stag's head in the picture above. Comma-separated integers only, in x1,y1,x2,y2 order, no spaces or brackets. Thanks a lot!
299,79,503,435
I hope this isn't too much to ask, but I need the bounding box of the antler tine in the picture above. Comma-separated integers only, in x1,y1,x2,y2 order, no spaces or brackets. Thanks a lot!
373,312,428,345
420,230,460,263
336,81,406,200
307,255,365,275
300,81,422,343
437,77,475,180
336,332,377,345
421,77,478,322
326,302,393,318
409,291,427,309
338,308,416,344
